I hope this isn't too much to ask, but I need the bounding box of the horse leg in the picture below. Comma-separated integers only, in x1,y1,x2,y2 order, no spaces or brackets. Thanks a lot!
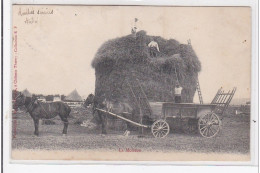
59,104,70,136
123,113,131,136
33,118,39,136
60,116,69,136
63,120,69,136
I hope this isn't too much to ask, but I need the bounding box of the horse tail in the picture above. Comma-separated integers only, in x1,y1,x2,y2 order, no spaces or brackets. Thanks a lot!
57,102,71,118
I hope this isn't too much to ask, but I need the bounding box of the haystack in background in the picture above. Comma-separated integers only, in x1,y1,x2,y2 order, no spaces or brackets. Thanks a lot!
92,30,201,106
64,89,83,108
22,89,32,97
64,89,83,102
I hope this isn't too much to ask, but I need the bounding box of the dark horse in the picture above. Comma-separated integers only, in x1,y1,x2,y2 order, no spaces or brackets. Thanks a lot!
15,93,71,136
83,94,133,135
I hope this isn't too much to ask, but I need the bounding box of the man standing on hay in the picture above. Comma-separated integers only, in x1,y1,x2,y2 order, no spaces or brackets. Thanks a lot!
174,82,183,103
131,18,142,36
148,40,160,58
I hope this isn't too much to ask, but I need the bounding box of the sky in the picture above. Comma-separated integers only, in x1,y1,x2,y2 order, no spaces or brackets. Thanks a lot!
12,6,251,103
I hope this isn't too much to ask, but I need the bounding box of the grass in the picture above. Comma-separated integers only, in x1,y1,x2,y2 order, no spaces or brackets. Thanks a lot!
12,107,250,154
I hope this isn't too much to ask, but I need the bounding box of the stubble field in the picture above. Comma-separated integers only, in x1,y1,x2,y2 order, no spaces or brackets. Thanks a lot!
12,106,250,155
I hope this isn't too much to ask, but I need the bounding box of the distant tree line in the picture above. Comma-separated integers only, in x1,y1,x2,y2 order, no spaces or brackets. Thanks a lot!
12,90,66,101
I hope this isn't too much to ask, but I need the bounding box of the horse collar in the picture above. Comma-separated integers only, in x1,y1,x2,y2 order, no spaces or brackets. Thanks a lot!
26,100,34,113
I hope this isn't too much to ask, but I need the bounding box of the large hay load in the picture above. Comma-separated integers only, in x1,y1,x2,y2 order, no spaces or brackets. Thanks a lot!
92,30,201,106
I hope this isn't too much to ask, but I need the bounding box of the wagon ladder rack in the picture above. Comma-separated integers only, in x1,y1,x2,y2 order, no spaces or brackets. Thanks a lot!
211,87,236,116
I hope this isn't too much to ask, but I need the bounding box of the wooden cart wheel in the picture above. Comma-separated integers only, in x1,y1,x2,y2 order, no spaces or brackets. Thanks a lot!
198,112,221,138
151,120,170,138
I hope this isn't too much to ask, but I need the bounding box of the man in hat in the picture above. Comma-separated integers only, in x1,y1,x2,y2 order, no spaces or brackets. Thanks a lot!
131,18,141,36
174,82,182,103
148,40,160,58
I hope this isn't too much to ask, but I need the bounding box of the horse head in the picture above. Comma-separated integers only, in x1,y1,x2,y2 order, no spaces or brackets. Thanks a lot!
14,92,26,107
84,93,95,108
14,92,37,108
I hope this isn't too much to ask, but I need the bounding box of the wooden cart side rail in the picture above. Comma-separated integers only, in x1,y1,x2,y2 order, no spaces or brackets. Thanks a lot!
95,108,149,128
211,87,222,104
221,87,237,115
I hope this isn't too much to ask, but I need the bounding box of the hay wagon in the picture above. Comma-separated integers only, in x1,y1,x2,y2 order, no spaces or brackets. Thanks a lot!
159,103,219,138
96,103,219,138
151,87,236,138
96,85,236,138
157,87,236,138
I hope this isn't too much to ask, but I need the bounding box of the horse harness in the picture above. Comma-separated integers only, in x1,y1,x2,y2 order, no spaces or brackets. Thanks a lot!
25,96,38,113
38,102,53,118
26,99,35,113
26,98,52,118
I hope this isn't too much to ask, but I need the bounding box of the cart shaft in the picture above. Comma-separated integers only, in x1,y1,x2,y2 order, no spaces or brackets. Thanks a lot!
95,108,149,128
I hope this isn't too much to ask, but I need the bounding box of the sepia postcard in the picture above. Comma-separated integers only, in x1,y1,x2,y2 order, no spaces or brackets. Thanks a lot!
11,5,253,162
